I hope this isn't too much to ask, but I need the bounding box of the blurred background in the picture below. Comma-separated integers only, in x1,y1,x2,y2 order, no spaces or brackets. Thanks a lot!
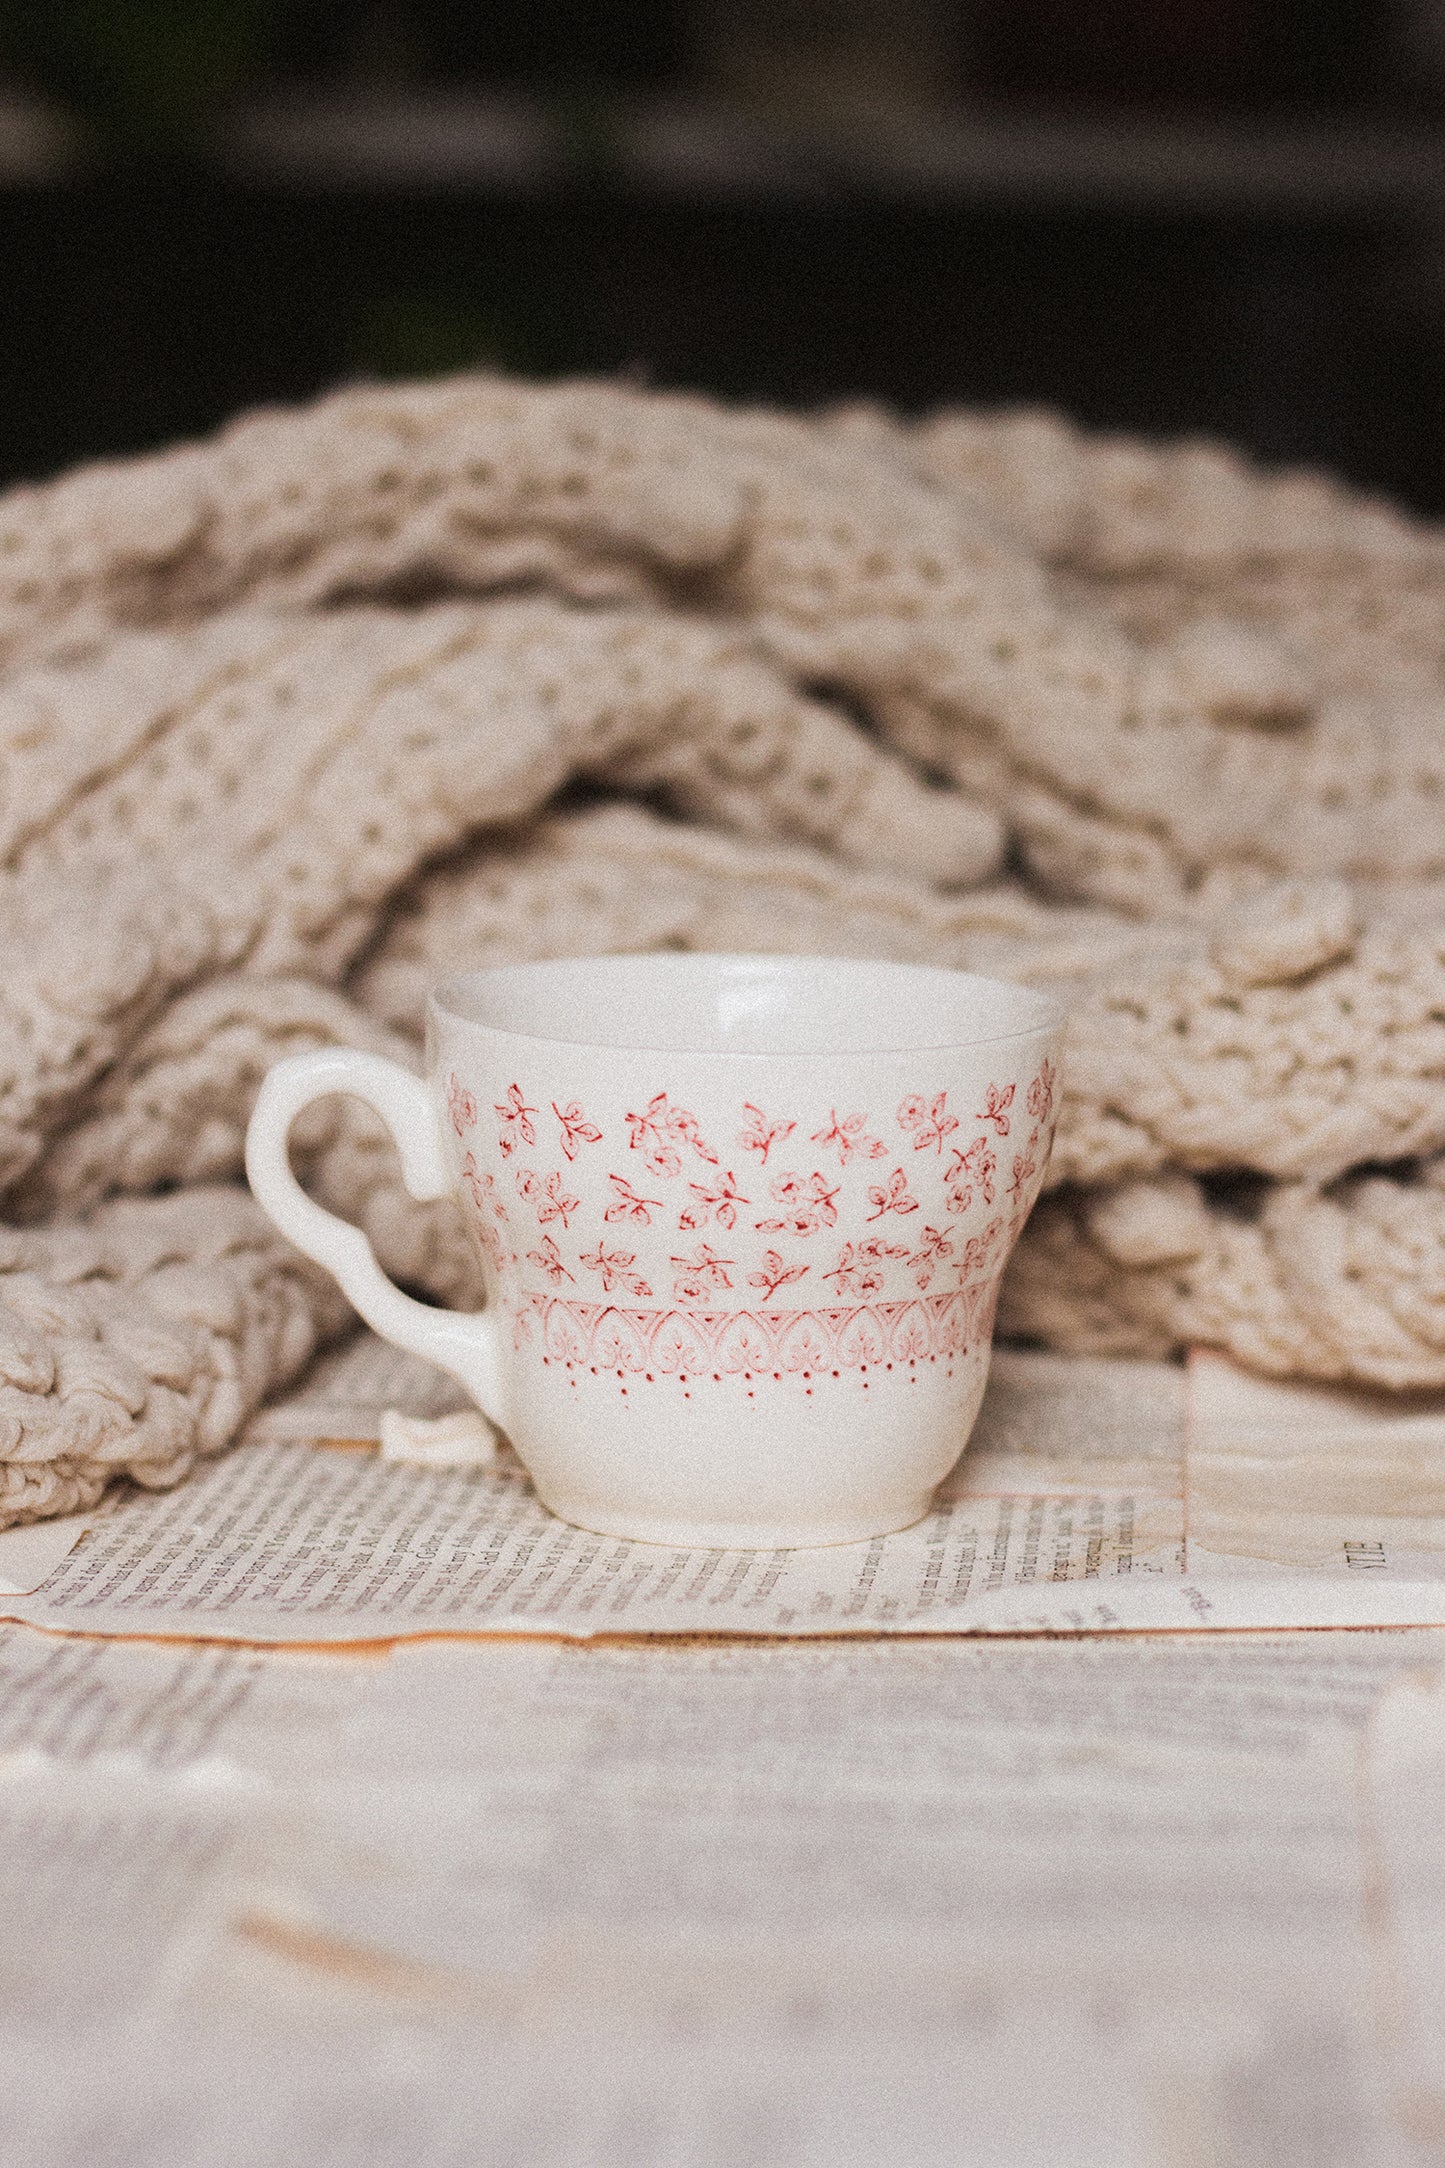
2,1,1445,503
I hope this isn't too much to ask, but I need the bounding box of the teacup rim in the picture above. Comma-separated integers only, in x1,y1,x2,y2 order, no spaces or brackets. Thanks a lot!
429,951,1065,1060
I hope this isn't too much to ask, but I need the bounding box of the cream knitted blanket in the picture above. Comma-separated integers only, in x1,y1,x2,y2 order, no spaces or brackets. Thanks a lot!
3,374,1445,1529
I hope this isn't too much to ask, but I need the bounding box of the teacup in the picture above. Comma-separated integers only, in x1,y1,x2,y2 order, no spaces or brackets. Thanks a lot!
245,953,1063,1547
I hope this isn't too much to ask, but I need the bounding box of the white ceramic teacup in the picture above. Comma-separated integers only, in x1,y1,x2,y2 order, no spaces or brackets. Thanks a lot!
245,954,1063,1547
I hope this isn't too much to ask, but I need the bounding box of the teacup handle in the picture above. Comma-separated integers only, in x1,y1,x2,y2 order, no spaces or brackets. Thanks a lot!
244,1048,507,1427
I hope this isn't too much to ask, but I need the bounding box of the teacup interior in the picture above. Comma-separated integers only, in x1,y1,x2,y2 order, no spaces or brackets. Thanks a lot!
434,953,1060,1056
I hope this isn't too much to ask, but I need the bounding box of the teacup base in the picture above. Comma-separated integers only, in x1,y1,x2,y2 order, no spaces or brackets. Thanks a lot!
526,1487,939,1551
501,1339,993,1554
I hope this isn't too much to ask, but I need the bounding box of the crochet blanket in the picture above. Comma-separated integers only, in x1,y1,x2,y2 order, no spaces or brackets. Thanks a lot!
3,374,1445,1529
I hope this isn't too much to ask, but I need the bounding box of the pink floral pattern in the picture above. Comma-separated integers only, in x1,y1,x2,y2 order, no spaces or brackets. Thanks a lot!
579,1242,653,1299
553,1100,603,1159
977,1083,1015,1138
866,1167,920,1223
738,1104,796,1165
463,1152,514,1271
959,1216,1006,1277
756,1170,840,1237
679,1169,750,1232
747,1250,810,1299
494,1083,537,1157
811,1110,888,1164
451,1057,1059,1374
1027,1058,1057,1126
1006,1138,1039,1207
670,1244,735,1301
462,1153,508,1221
624,1093,718,1177
898,1092,960,1154
446,1073,478,1135
907,1224,954,1290
527,1234,575,1285
604,1174,663,1225
516,1167,580,1229
944,1137,996,1213
823,1237,910,1297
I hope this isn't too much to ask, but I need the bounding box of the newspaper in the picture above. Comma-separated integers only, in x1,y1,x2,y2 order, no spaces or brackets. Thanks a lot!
0,1627,366,2054
4,1335,1445,1642
297,1628,1424,1988
2,1624,1439,2165
4,1339,1445,2161
252,1631,1445,2166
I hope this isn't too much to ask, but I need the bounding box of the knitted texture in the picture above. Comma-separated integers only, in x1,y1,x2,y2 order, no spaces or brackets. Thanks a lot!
3,372,1445,1525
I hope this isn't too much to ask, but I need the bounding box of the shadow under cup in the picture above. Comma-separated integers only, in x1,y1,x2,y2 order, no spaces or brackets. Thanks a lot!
431,954,1064,1548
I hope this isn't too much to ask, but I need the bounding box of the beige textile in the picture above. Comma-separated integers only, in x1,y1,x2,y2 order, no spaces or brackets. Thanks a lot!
2,374,1445,1524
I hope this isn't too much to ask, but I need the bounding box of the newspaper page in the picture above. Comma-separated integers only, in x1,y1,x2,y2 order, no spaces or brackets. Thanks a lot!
5,1337,1445,1642
1190,1352,1445,1588
1366,1668,1445,2144
208,1632,1445,2167
0,1625,367,2053
0,1632,1168,2168
2,1622,1440,2166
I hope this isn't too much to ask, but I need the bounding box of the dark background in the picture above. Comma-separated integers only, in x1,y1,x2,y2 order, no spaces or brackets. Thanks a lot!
3,0,1445,506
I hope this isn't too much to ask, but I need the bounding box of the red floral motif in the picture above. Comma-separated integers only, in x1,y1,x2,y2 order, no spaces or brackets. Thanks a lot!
527,1289,976,1376
757,1170,841,1237
446,1073,477,1136
553,1099,603,1160
494,1082,537,1157
670,1244,735,1302
866,1167,920,1223
1026,1058,1057,1126
461,1152,509,1221
679,1169,750,1232
907,1224,954,1290
579,1243,653,1299
978,1083,1015,1138
543,1306,591,1365
527,1234,575,1285
959,1216,1005,1279
944,1136,996,1213
738,1103,796,1165
488,1070,1050,1320
897,1092,960,1154
463,1155,514,1270
811,1109,888,1165
720,1316,775,1373
1007,1136,1040,1209
594,1316,650,1373
776,1315,831,1372
644,1313,708,1373
624,1093,718,1178
837,1310,887,1366
892,1311,932,1362
823,1236,910,1297
516,1167,580,1229
747,1250,810,1300
605,1173,663,1226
